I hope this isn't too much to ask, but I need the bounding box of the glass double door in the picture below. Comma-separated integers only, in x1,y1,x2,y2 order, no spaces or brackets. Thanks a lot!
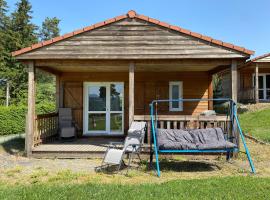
84,82,124,135
254,74,270,100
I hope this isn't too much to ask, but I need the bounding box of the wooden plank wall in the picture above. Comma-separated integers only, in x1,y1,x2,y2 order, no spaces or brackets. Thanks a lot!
17,18,245,60
240,68,270,89
60,71,209,133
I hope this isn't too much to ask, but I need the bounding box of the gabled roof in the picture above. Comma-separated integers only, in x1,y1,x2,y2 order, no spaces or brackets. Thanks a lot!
12,10,254,57
250,52,270,62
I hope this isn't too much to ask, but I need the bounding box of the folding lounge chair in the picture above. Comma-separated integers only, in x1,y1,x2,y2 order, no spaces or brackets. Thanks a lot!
58,108,78,139
99,121,147,172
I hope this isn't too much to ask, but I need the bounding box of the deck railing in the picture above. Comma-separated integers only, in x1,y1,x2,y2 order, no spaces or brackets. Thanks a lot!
134,115,231,145
33,112,58,146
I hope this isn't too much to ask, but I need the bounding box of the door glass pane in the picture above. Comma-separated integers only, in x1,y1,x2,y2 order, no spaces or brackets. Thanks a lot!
88,86,106,111
266,90,270,100
259,76,263,89
266,75,270,88
110,113,122,132
110,84,123,111
172,85,179,108
259,90,264,99
88,113,106,131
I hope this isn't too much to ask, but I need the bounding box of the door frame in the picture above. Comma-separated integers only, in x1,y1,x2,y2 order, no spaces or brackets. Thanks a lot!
83,82,124,136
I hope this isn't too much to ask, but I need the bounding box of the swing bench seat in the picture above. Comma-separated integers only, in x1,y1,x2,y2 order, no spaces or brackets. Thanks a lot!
150,98,256,177
157,127,237,151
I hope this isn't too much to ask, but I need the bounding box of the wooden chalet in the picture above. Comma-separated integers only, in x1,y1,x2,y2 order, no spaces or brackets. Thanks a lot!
12,10,254,158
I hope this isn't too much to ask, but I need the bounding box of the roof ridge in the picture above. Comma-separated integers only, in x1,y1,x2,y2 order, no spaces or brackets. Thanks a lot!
12,10,254,57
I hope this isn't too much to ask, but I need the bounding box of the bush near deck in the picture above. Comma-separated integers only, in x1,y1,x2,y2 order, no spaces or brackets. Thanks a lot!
0,103,55,136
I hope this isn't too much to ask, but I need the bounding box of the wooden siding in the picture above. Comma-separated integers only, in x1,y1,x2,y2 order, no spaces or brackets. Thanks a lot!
60,71,210,133
17,18,246,60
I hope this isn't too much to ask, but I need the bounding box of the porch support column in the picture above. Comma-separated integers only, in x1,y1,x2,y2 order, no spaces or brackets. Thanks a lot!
231,60,238,102
55,75,60,110
208,73,213,110
25,61,35,157
255,63,259,103
129,62,135,126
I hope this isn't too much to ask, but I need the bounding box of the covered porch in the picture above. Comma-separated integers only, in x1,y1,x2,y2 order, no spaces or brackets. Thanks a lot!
25,59,238,158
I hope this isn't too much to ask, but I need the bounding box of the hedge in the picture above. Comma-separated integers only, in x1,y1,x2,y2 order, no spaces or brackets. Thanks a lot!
0,103,55,136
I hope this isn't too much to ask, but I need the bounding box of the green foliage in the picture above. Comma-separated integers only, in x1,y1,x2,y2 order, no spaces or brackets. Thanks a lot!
0,177,269,200
0,106,26,135
39,17,60,41
0,0,60,106
0,103,55,135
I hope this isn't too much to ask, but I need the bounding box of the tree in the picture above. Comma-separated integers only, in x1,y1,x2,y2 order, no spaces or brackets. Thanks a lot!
0,0,8,29
1,0,38,105
39,17,60,41
11,0,38,48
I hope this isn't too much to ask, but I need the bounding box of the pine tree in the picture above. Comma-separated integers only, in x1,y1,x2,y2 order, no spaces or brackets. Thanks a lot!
2,0,39,105
39,17,60,41
11,0,38,48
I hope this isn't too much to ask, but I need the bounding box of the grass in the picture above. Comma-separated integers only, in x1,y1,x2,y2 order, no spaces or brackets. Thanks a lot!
0,176,269,200
239,107,270,142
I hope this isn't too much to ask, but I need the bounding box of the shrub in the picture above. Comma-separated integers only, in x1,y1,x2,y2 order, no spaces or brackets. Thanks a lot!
0,102,55,136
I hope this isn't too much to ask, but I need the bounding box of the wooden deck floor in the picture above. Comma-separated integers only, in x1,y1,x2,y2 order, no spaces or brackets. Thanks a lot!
32,137,124,158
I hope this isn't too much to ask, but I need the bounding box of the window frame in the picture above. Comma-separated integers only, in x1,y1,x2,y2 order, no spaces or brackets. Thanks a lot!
169,81,183,111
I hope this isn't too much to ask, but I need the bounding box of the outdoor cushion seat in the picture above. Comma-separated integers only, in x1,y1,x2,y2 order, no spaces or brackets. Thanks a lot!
157,128,236,150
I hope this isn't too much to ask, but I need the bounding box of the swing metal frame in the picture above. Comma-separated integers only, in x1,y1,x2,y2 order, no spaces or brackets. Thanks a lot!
149,98,256,177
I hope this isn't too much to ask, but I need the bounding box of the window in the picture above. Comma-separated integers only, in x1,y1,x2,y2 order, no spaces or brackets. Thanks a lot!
253,74,270,100
169,81,183,111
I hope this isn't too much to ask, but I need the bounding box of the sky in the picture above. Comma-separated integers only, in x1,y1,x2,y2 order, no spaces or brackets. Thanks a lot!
7,0,270,57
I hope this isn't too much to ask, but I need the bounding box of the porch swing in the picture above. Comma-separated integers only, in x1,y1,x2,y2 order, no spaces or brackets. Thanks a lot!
149,98,256,177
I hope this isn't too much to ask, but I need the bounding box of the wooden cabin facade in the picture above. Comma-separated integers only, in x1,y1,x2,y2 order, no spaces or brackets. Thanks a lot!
12,10,253,157
238,53,270,103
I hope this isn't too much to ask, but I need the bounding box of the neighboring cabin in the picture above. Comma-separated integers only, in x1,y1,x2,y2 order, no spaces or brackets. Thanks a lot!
219,53,270,103
12,10,253,157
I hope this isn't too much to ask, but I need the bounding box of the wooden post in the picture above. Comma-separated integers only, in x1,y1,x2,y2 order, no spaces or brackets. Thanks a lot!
231,60,238,102
25,61,35,157
59,79,64,108
55,75,61,110
255,63,259,103
129,62,135,126
208,73,213,110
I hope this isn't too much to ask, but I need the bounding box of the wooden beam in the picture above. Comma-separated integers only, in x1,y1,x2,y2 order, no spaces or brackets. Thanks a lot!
25,61,35,157
208,73,213,110
59,79,64,108
231,60,238,102
55,75,60,110
255,63,259,103
37,66,61,75
129,62,135,126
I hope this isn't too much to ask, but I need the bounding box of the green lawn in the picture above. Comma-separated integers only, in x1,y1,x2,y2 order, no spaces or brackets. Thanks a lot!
0,176,269,200
239,107,270,142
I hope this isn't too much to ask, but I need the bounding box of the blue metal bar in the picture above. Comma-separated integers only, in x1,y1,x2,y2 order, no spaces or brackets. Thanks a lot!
233,103,256,174
150,103,161,177
151,98,231,104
